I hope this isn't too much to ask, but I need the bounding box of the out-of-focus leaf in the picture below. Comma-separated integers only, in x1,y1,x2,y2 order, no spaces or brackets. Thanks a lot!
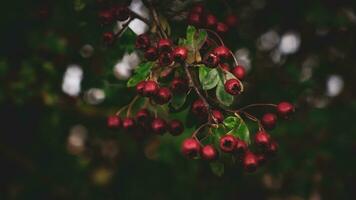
210,161,224,177
127,62,154,87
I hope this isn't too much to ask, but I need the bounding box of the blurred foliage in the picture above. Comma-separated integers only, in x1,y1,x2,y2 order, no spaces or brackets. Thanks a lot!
0,0,356,199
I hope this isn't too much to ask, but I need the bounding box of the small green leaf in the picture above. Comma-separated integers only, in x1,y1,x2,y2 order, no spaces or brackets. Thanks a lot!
233,117,250,144
186,25,196,46
199,66,219,90
127,62,154,87
170,93,187,110
196,29,207,48
210,161,224,177
223,116,239,130
216,81,234,106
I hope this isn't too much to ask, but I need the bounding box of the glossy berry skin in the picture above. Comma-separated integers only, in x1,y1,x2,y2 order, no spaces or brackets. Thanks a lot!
277,102,295,119
191,99,208,117
114,5,130,21
254,131,271,149
144,47,158,61
170,78,188,94
266,141,278,157
243,151,259,173
143,80,159,97
212,110,224,123
181,138,201,159
219,135,237,153
151,118,167,135
103,32,114,45
224,79,241,95
107,115,121,129
205,14,217,28
135,109,151,125
158,53,174,66
187,12,202,27
204,53,219,68
172,47,188,62
136,81,146,96
201,145,218,161
135,34,150,50
122,117,135,131
154,87,172,105
231,65,246,80
169,120,184,136
262,113,277,130
98,10,114,25
216,22,229,34
235,138,248,155
225,14,238,27
157,39,172,52
214,46,230,60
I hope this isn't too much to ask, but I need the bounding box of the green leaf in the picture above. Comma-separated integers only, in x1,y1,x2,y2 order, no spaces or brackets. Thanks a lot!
216,81,234,106
210,161,224,177
223,115,251,144
170,93,187,110
199,66,219,90
223,116,239,130
196,29,207,48
186,25,196,46
127,62,154,87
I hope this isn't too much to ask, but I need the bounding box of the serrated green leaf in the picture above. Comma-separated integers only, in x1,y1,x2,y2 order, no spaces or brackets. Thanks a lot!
210,161,224,177
216,81,234,106
199,66,219,90
170,93,187,110
127,62,154,87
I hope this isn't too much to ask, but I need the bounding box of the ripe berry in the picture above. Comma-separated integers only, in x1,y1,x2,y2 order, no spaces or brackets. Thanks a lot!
243,151,258,173
122,117,135,131
216,22,229,34
187,12,202,27
204,53,219,67
231,65,246,80
191,3,205,14
205,14,217,28
235,138,248,155
254,131,271,149
143,80,159,97
135,109,151,125
144,47,158,61
277,102,295,119
107,115,121,129
158,52,174,66
261,113,277,130
114,5,130,21
201,145,218,161
219,63,230,71
135,34,150,50
154,87,172,105
224,79,241,95
225,14,238,27
136,81,146,96
219,135,236,153
213,46,230,61
266,140,278,157
157,39,172,52
172,47,188,62
212,110,224,123
181,138,201,159
169,120,184,136
191,99,208,118
170,78,189,94
151,118,167,135
98,10,114,25
103,32,114,45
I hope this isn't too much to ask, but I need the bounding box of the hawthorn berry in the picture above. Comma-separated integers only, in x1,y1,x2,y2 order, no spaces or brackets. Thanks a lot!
256,154,267,166
191,3,205,14
231,65,246,80
212,110,224,123
103,32,114,45
243,151,258,173
201,145,218,161
136,81,146,96
220,63,230,71
205,14,217,28
224,79,241,95
122,117,135,131
170,78,189,94
143,80,159,97
144,47,158,61
214,46,230,61
219,135,236,153
188,12,202,27
172,47,188,62
216,22,229,34
191,99,208,117
107,115,121,129
204,53,219,67
135,109,151,125
157,38,172,52
169,120,184,136
261,113,277,130
254,131,271,149
135,34,150,50
98,10,114,25
158,52,174,66
181,138,201,159
266,140,278,157
277,102,295,119
225,14,238,27
235,138,248,155
151,118,167,135
114,5,130,21
154,87,172,105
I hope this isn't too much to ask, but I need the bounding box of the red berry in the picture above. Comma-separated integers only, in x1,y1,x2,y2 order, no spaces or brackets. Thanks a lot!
135,109,151,125
219,135,236,153
107,115,121,129
157,39,172,52
243,151,258,173
216,22,229,34
136,81,146,96
151,118,167,135
181,138,201,159
219,63,230,71
212,110,224,123
231,65,246,80
169,120,184,136
158,52,174,66
235,138,248,155
213,46,230,60
254,131,271,149
187,12,202,27
277,102,295,119
224,79,241,95
205,14,217,28
266,141,278,157
98,10,114,25
154,87,172,105
170,78,189,94
135,34,150,50
201,145,218,161
191,3,205,14
122,117,135,131
204,53,219,67
191,99,208,118
143,80,159,97
261,113,277,130
114,5,130,21
172,47,188,62
144,47,158,61
103,32,114,45
225,14,238,27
